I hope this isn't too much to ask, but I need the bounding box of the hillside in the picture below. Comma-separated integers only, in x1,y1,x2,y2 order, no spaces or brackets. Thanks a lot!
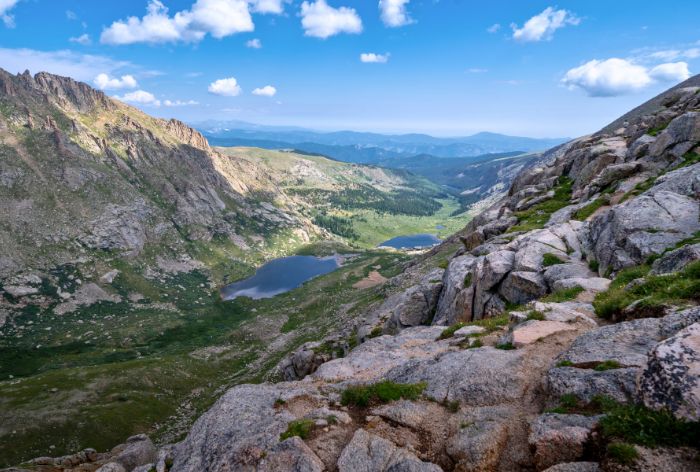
17,76,699,472
0,69,467,467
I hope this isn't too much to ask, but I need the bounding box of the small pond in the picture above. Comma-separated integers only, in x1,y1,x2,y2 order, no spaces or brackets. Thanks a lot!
378,233,442,250
221,255,343,300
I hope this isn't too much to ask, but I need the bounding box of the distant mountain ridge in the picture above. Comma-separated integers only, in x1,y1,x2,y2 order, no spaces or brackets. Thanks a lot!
195,119,568,160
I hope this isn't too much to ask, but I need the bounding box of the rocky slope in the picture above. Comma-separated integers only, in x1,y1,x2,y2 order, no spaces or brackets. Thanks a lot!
4,77,700,471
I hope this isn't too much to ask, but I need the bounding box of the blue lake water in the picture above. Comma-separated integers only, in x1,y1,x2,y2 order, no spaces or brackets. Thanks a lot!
379,234,442,249
220,255,342,300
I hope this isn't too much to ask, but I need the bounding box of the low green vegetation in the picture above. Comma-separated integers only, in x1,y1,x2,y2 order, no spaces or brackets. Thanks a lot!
588,259,599,273
368,326,383,339
606,442,639,465
508,177,573,233
495,342,515,350
594,360,622,371
599,403,700,449
542,253,565,267
526,310,545,321
676,151,700,169
556,360,574,367
619,177,656,203
572,197,607,221
438,313,511,340
280,419,315,441
541,286,584,303
593,261,700,320
647,122,669,136
340,381,427,407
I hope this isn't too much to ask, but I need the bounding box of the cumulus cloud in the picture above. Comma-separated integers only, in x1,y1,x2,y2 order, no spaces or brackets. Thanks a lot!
208,77,242,96
100,0,254,45
561,58,690,97
246,38,262,48
114,89,161,106
360,52,389,63
0,48,130,81
379,0,412,28
69,34,92,46
164,99,199,106
487,23,500,33
300,0,362,39
252,85,277,96
0,0,19,27
249,0,288,14
94,73,138,90
649,62,691,82
511,7,579,42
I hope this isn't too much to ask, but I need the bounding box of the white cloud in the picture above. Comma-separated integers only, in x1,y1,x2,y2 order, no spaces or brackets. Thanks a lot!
360,52,389,63
511,7,579,42
94,73,138,90
246,38,262,48
100,0,254,45
487,23,500,33
164,99,199,106
208,77,242,96
0,48,130,82
0,0,19,27
114,89,161,106
649,62,690,82
252,85,277,96
645,48,700,62
300,0,362,39
379,0,412,28
66,10,78,21
561,58,690,97
250,0,288,14
69,34,92,46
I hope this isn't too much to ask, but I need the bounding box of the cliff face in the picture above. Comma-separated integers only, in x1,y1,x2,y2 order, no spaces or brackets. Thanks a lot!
148,80,698,472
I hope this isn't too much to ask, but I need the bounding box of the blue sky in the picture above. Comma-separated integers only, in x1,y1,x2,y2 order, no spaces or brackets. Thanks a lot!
0,0,698,137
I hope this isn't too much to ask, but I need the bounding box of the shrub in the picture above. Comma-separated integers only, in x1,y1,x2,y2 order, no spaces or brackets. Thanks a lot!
496,342,515,350
445,400,460,413
280,419,315,440
368,326,383,339
588,259,599,273
606,442,639,465
542,253,565,267
340,381,427,407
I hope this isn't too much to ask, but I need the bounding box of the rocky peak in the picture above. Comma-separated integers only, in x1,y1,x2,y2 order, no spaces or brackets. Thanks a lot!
164,118,210,151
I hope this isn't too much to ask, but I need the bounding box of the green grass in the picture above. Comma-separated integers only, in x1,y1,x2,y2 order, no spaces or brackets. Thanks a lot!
675,151,700,169
541,286,585,303
526,310,545,321
340,381,427,407
619,177,656,203
593,261,700,320
508,177,573,233
542,253,565,267
572,197,607,221
606,442,639,465
556,360,574,367
280,419,315,441
368,326,383,339
599,403,700,448
647,122,669,136
438,322,466,340
594,360,622,371
588,259,599,273
495,342,515,350
438,313,511,340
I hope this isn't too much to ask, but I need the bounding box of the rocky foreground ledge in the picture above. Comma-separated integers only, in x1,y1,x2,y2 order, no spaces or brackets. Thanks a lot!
6,77,700,472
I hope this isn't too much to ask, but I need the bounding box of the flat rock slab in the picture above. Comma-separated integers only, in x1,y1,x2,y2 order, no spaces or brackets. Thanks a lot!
511,320,578,347
453,326,486,337
551,277,611,293
337,429,442,472
529,414,601,470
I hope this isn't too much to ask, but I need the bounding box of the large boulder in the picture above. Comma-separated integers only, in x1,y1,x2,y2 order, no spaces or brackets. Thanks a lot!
587,189,699,272
529,414,600,471
384,347,526,406
337,429,442,472
170,383,321,472
499,271,548,305
639,322,700,421
382,269,444,333
446,406,511,472
433,255,478,326
651,243,700,275
260,437,325,472
110,434,157,472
